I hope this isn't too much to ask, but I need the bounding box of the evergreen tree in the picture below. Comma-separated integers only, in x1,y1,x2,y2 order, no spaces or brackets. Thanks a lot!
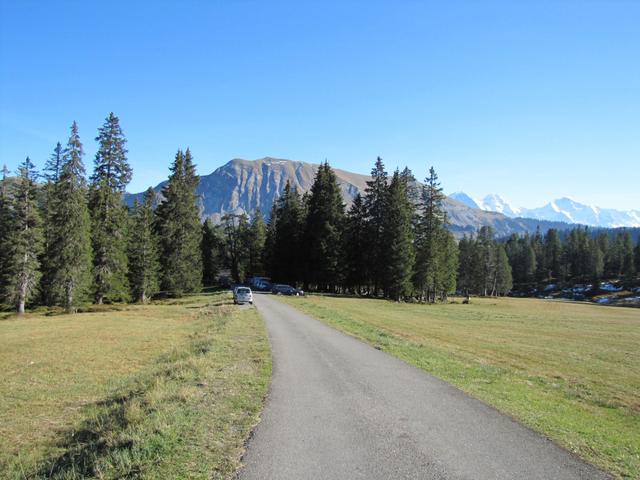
495,244,513,296
414,166,447,302
5,158,43,314
543,229,562,281
620,231,636,285
303,162,345,291
40,142,65,305
456,235,475,296
436,230,459,301
155,149,203,296
201,218,222,287
48,122,93,311
635,239,640,278
475,226,497,295
382,170,415,300
363,157,388,295
89,113,132,303
248,209,267,277
263,202,279,280
343,193,369,294
269,182,304,285
0,165,13,306
128,188,160,302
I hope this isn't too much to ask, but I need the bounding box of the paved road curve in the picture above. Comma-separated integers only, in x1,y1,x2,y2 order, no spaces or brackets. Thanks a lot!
239,294,609,480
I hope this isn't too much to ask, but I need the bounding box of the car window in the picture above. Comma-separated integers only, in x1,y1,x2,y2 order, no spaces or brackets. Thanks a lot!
237,288,250,294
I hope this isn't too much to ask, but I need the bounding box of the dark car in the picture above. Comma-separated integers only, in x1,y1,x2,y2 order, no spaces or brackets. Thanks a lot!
271,284,304,296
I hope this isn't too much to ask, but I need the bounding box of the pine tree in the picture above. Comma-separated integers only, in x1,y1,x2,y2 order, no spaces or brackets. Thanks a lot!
128,188,160,302
89,113,132,303
363,157,388,295
248,209,267,277
343,193,369,294
220,213,250,283
436,230,459,300
543,229,563,281
0,165,13,306
202,218,222,287
48,122,93,312
456,235,475,296
635,239,640,279
303,162,345,291
155,149,203,296
382,170,415,300
620,231,636,285
495,244,513,296
5,158,44,314
414,166,447,302
269,182,304,285
475,226,497,296
40,142,65,305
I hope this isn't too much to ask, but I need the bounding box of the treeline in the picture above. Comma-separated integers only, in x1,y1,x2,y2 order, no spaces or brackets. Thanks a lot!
500,227,639,289
0,114,203,314
3,120,638,314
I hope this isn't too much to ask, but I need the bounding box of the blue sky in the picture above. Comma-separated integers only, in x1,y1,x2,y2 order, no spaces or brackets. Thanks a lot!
1,1,639,209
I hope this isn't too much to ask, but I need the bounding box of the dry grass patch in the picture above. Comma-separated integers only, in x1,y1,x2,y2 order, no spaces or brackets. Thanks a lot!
0,293,271,479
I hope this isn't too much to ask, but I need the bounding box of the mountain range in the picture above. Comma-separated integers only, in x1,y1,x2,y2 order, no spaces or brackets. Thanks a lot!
127,157,578,238
449,192,640,228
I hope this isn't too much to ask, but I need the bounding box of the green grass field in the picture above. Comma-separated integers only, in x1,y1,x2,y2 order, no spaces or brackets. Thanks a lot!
0,292,271,479
277,294,640,479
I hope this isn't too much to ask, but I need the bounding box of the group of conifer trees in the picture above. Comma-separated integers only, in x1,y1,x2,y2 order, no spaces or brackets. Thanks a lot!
500,227,639,288
0,114,203,314
261,158,459,302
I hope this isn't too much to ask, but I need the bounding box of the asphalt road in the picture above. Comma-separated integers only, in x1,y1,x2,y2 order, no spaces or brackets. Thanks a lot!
238,293,609,480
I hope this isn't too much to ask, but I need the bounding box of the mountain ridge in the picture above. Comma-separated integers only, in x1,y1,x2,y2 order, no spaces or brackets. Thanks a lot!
126,157,579,237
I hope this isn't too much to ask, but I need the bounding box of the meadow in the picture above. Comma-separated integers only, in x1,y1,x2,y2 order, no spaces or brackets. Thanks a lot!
0,292,271,479
278,295,640,479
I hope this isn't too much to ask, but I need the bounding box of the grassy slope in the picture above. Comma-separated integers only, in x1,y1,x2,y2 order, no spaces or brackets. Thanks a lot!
0,293,271,479
277,295,639,479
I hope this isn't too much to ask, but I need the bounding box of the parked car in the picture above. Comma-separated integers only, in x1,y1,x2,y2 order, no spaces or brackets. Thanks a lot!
249,276,272,291
233,286,253,305
271,284,304,296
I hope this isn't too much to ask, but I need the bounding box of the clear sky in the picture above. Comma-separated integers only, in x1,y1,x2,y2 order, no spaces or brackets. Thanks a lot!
1,1,639,209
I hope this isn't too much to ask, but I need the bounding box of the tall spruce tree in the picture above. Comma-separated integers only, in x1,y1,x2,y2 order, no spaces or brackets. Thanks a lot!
269,182,304,285
343,193,369,294
414,167,447,302
40,142,65,305
437,231,459,301
89,113,132,303
495,244,513,296
49,122,93,311
382,170,415,300
5,158,43,314
128,188,160,302
155,149,203,295
363,157,388,295
303,162,345,291
0,165,13,306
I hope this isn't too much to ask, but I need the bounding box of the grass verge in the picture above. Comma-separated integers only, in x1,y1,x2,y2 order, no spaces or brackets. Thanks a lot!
277,294,639,479
0,293,271,479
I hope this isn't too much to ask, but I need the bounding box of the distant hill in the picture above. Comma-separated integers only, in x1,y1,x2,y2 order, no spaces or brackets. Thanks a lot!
126,157,580,237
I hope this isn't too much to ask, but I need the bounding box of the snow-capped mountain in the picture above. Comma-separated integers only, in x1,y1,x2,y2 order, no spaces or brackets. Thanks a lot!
451,192,640,228
478,194,521,217
449,192,481,210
